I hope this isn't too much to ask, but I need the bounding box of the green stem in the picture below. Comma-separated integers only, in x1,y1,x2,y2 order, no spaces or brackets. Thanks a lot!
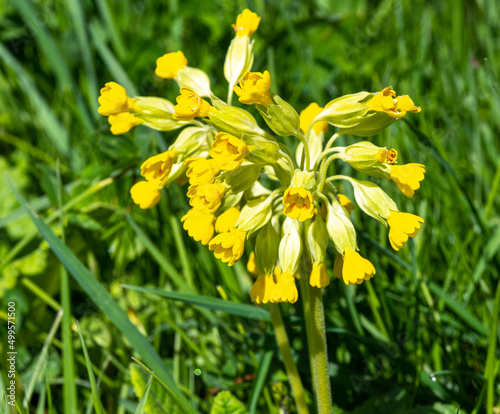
269,303,310,414
295,133,311,171
324,133,340,152
300,258,333,413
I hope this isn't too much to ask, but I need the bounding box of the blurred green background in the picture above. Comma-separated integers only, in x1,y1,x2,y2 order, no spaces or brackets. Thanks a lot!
0,0,499,412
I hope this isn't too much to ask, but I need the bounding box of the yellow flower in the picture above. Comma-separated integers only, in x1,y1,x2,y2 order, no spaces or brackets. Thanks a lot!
299,103,328,135
390,163,426,198
232,9,261,37
184,157,221,185
140,150,176,184
387,210,424,251
374,148,398,164
209,229,246,266
181,208,215,245
233,71,272,106
172,87,213,120
187,183,226,213
366,86,421,119
247,251,259,275
309,262,330,288
97,82,139,116
130,181,161,209
342,249,376,285
337,194,354,215
108,112,143,135
282,187,315,222
215,207,240,233
209,133,249,171
250,273,276,304
271,269,298,303
155,51,188,79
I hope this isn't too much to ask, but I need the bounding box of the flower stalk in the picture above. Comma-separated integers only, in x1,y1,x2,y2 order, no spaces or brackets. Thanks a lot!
269,303,310,414
300,248,333,414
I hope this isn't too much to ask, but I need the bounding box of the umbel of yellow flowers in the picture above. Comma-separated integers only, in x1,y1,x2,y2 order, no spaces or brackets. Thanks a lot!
96,8,426,305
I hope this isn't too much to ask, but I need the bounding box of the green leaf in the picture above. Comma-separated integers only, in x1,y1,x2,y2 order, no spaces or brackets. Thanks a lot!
427,282,487,336
211,391,247,414
122,285,270,322
76,321,103,414
6,175,199,414
135,375,154,414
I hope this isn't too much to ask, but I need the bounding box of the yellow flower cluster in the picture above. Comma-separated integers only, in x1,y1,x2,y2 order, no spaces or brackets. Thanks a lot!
98,8,426,306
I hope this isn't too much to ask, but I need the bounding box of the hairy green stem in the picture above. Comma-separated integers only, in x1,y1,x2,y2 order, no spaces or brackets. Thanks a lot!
269,303,310,414
300,257,333,413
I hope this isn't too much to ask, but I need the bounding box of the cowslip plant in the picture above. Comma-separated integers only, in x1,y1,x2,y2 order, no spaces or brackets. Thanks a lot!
98,8,424,414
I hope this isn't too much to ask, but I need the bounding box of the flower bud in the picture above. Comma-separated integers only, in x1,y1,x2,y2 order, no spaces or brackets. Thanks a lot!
244,135,281,165
257,95,301,137
235,194,274,236
278,217,302,275
340,141,393,178
291,170,316,190
349,178,397,225
307,212,329,264
325,198,357,254
175,67,212,98
223,164,262,194
224,35,255,89
207,97,267,138
134,97,189,132
255,221,279,275
169,126,213,158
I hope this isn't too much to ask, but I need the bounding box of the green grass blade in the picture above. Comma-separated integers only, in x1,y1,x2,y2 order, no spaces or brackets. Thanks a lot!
125,213,189,291
485,278,500,413
0,42,69,155
132,357,193,414
6,175,199,414
13,0,93,131
248,349,274,414
66,0,99,115
135,375,153,414
76,321,103,414
122,285,271,322
56,161,78,413
89,21,137,94
428,282,487,336
23,310,63,409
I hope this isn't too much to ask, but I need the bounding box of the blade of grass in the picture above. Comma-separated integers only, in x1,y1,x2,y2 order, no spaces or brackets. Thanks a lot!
7,175,199,414
56,160,78,414
125,213,189,291
95,0,126,59
14,0,93,131
428,282,487,336
485,277,500,414
122,285,271,322
135,375,153,414
66,0,98,115
23,309,63,409
248,348,274,414
76,321,103,414
0,42,69,155
0,176,114,272
131,357,193,414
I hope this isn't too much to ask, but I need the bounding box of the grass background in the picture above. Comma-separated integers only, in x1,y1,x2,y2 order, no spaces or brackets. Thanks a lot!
0,0,499,412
